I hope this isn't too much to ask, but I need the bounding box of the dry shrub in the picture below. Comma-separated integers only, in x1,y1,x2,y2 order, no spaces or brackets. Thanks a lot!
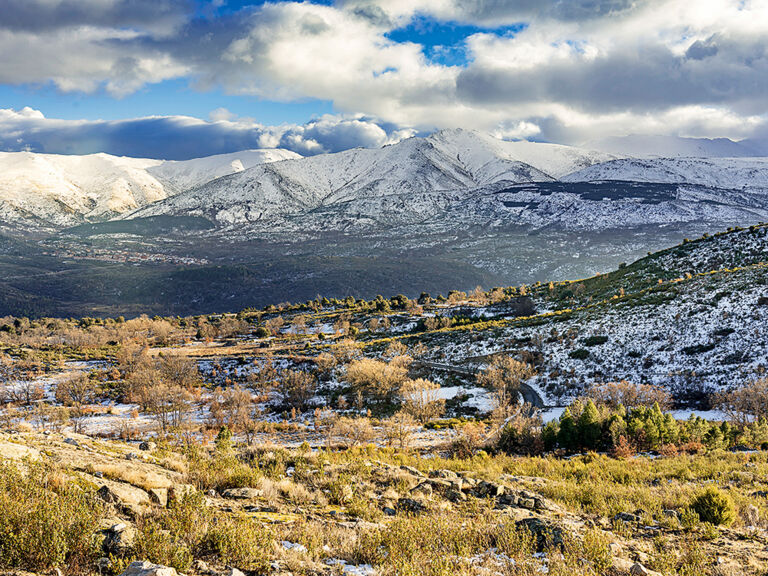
587,380,672,411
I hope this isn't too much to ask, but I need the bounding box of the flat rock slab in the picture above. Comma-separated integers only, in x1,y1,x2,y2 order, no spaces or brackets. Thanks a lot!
0,441,40,461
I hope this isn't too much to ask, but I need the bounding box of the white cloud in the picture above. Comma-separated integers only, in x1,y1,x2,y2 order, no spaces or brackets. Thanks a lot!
1,0,768,146
0,107,414,159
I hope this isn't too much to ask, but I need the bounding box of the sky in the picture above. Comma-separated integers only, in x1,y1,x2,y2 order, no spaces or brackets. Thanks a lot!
1,0,767,159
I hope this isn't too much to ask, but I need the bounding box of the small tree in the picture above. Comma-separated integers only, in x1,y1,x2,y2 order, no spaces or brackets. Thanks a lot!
382,411,417,449
278,369,316,412
477,356,535,409
400,378,445,423
713,378,768,426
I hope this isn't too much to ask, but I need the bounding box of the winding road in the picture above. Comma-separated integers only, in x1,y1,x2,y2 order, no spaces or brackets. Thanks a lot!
416,361,546,408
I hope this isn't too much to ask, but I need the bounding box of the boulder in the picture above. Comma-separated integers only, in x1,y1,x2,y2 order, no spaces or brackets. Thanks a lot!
96,482,151,515
0,441,40,461
139,441,157,451
149,488,169,508
516,518,564,551
119,561,178,576
103,523,136,554
397,498,427,513
400,465,425,477
629,563,664,576
221,487,263,500
168,483,196,503
411,482,433,498
429,469,458,480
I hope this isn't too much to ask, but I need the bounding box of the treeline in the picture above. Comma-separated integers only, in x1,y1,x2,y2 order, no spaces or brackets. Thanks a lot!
497,379,768,457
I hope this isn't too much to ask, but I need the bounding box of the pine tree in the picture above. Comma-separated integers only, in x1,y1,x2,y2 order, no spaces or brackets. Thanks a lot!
579,399,603,450
558,408,577,452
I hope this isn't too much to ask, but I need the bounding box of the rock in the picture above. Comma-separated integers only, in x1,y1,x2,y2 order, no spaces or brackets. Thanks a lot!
411,482,433,498
516,518,564,551
608,542,622,556
427,478,452,492
96,482,152,515
614,512,641,523
119,561,178,576
446,489,466,503
429,469,458,480
397,498,427,513
474,481,505,498
125,452,141,461
0,441,41,461
630,563,663,576
662,509,679,519
96,557,112,572
400,465,425,477
103,524,136,554
194,560,216,575
221,487,263,500
224,569,245,576
64,437,80,447
139,441,157,451
149,488,169,508
168,483,196,503
383,507,396,516
519,498,536,510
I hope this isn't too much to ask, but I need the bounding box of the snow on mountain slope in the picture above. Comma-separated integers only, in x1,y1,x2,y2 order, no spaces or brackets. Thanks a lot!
131,130,557,225
587,134,758,158
429,129,617,179
0,151,165,228
147,149,301,194
564,157,768,189
0,149,299,229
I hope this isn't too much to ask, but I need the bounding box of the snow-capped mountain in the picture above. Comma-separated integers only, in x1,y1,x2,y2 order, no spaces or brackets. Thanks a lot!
563,157,768,189
130,129,615,225
147,149,301,194
2,128,768,238
587,134,760,158
0,152,165,228
0,148,298,229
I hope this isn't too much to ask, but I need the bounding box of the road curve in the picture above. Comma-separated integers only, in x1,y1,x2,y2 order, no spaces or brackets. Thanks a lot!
415,361,545,409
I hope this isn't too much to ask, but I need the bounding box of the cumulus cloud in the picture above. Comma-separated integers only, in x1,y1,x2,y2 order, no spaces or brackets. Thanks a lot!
1,0,768,148
0,107,414,159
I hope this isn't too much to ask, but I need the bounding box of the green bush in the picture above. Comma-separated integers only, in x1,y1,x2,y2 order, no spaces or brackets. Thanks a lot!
690,486,735,526
583,335,608,347
569,348,590,360
204,517,272,571
0,462,105,573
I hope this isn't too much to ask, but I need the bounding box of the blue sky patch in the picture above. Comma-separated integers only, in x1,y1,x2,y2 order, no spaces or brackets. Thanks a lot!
386,16,526,66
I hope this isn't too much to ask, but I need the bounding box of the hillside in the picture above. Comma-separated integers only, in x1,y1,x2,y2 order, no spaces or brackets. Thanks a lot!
0,149,298,229
2,226,768,576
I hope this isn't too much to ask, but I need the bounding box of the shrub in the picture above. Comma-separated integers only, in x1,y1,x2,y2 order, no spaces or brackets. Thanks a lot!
569,348,590,360
690,486,735,526
0,462,105,573
205,516,272,571
582,335,608,347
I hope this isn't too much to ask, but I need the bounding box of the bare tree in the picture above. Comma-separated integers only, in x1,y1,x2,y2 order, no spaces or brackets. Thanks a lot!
713,378,768,426
278,369,317,412
400,378,445,423
477,356,535,410
382,411,417,449
208,385,255,432
586,380,672,411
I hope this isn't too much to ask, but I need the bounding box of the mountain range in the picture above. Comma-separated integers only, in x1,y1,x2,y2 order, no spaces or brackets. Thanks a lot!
1,129,767,316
